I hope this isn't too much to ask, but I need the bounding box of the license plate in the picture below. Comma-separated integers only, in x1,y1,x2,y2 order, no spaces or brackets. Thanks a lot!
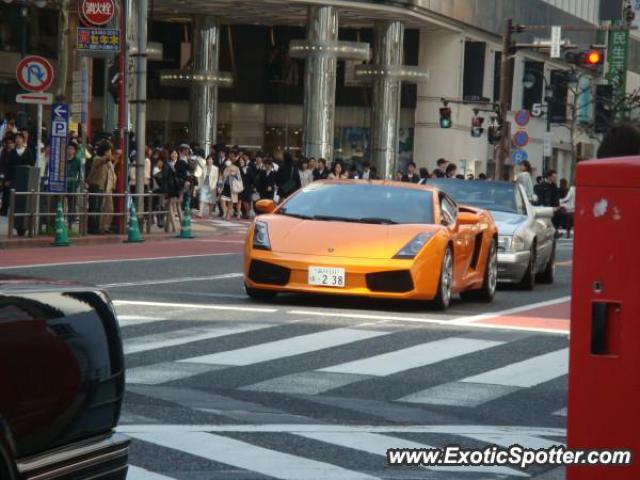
308,267,346,288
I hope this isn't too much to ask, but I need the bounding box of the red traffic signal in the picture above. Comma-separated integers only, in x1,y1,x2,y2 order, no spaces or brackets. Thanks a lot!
565,49,605,67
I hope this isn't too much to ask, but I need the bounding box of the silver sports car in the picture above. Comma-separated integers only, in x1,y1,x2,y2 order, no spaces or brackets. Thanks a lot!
429,179,556,289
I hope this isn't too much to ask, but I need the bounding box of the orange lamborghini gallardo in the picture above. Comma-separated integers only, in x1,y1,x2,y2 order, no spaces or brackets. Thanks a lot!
244,180,498,310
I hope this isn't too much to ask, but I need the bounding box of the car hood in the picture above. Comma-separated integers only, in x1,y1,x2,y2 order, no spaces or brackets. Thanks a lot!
489,210,529,236
260,215,440,259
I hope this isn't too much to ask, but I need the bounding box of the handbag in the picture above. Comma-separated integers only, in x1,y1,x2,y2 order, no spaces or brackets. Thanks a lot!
231,174,244,194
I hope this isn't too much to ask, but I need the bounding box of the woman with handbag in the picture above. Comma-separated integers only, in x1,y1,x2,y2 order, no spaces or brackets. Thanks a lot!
220,159,243,221
199,155,219,218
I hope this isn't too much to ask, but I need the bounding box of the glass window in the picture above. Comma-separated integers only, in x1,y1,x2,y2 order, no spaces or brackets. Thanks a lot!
429,179,526,216
279,183,434,225
440,194,458,225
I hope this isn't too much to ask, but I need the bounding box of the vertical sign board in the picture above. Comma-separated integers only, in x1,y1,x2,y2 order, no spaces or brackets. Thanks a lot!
550,26,562,59
608,26,629,122
49,104,70,193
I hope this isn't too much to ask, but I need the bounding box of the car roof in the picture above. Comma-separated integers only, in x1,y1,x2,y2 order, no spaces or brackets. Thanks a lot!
314,179,437,192
0,275,96,294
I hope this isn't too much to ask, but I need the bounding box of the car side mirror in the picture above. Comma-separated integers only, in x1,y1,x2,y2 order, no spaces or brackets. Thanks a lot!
457,211,479,225
534,207,554,219
255,199,276,214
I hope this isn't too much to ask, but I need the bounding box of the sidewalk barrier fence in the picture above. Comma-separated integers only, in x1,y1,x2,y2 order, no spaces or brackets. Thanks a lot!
5,190,171,240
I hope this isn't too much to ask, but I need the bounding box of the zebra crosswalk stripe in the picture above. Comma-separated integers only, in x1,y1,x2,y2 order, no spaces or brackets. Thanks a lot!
123,323,270,355
179,327,387,367
399,348,569,407
128,431,381,480
127,466,178,480
244,337,503,395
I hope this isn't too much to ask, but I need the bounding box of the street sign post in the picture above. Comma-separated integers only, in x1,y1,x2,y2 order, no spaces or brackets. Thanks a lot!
77,27,120,53
550,26,562,58
512,149,528,165
49,104,70,193
79,0,115,26
16,55,55,92
15,93,53,105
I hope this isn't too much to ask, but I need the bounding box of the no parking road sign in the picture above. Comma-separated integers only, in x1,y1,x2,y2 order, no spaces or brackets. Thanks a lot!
16,55,55,92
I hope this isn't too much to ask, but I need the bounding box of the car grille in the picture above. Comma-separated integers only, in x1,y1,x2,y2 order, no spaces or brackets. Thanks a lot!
249,260,291,286
366,270,414,293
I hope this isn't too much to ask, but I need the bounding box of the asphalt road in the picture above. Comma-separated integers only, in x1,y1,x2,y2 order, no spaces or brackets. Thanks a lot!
3,232,574,480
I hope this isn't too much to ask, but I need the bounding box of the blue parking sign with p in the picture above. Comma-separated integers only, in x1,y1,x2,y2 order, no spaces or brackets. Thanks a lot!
48,103,69,193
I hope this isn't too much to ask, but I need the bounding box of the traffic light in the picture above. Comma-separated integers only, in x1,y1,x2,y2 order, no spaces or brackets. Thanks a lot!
488,116,501,145
471,115,485,138
594,84,613,134
565,49,605,69
439,107,452,129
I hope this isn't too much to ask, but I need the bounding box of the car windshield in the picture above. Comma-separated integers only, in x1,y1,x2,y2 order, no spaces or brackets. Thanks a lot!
278,182,435,225
428,179,522,215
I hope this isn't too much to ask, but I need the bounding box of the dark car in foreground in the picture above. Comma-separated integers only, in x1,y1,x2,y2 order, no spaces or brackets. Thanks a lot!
0,276,129,480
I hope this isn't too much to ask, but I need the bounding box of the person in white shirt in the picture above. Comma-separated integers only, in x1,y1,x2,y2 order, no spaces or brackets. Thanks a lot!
559,185,576,239
199,155,219,218
299,159,313,188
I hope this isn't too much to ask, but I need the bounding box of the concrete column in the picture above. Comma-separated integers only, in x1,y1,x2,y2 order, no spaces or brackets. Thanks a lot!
190,16,220,155
370,21,404,180
302,6,338,161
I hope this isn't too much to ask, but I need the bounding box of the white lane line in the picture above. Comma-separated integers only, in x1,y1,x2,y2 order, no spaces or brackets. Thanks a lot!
126,362,225,385
288,309,449,324
449,296,571,326
118,424,566,437
297,432,527,477
452,297,572,325
554,407,567,416
320,337,503,376
123,323,270,355
180,327,387,367
399,349,569,407
99,273,243,288
0,252,240,270
117,315,164,327
127,465,179,480
461,348,569,387
113,300,278,314
128,431,379,480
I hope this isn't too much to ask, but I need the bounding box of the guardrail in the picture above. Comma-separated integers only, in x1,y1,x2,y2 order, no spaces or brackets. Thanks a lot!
5,190,172,239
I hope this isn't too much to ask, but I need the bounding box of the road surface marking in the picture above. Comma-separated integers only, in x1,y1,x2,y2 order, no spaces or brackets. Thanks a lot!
243,337,502,395
449,297,571,326
119,424,565,437
0,252,240,270
287,309,449,325
554,407,567,416
125,362,225,385
462,432,559,450
113,300,278,314
127,466,178,480
399,348,569,407
117,315,164,327
99,273,243,288
123,323,270,355
297,432,527,477
128,431,380,480
180,327,387,367
321,337,503,376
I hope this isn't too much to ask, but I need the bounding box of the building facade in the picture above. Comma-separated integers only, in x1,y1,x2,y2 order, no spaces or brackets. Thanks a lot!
0,0,637,180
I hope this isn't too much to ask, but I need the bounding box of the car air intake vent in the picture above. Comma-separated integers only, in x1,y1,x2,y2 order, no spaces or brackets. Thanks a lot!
366,270,414,293
249,260,291,286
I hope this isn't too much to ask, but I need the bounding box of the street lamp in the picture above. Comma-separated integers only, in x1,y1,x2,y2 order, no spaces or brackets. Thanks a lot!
524,69,553,175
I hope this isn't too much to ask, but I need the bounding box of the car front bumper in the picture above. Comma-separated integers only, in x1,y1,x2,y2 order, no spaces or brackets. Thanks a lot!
17,432,129,480
244,249,444,301
497,250,531,283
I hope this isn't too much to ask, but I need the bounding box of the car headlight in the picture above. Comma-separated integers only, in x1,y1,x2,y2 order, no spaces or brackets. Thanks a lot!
253,221,271,250
498,234,526,252
394,232,434,259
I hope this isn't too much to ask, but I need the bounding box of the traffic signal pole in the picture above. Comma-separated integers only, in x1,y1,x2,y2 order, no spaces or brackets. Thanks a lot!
495,18,512,181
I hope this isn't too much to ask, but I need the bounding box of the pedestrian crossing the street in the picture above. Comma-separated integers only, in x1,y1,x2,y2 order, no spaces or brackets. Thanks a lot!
117,304,568,480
